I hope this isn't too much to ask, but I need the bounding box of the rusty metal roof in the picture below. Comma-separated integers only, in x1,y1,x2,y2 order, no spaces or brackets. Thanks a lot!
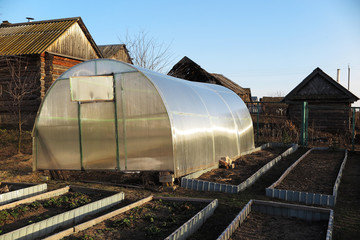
0,17,102,57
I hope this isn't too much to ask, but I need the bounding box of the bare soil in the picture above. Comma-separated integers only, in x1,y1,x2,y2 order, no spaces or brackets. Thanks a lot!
333,151,360,240
276,150,345,194
1,130,359,240
229,211,328,240
65,200,207,240
197,147,288,185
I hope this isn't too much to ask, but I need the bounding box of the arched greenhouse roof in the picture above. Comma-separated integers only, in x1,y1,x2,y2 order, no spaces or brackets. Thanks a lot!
33,59,254,177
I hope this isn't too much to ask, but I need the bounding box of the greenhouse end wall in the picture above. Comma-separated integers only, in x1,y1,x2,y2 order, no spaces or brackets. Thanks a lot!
33,59,254,177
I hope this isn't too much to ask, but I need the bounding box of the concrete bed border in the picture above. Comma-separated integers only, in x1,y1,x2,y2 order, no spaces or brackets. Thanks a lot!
217,199,334,240
45,196,217,240
181,143,298,193
266,147,348,207
0,191,125,240
0,183,47,205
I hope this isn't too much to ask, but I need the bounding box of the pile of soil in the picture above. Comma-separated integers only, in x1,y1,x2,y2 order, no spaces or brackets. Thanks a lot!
65,200,207,240
276,150,344,194
197,147,288,185
230,211,328,240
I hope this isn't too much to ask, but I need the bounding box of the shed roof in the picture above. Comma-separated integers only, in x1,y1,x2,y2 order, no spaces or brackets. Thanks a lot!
283,67,359,103
168,56,249,96
98,44,133,64
0,17,102,57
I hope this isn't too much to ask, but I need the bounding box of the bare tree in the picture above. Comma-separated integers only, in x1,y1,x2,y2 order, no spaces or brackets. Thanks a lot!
3,55,39,154
119,30,175,73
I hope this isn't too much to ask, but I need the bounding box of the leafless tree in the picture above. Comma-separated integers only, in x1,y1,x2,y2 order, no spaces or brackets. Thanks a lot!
119,30,175,73
3,55,39,154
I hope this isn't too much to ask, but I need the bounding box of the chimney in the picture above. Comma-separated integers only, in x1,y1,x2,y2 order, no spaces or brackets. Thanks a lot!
0,20,12,27
336,69,340,83
26,17,34,22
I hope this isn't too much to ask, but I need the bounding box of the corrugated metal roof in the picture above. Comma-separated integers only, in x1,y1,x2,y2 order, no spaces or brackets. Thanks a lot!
0,18,79,55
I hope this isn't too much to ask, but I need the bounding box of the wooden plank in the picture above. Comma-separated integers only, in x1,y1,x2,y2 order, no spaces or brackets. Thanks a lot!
0,186,69,211
44,195,154,240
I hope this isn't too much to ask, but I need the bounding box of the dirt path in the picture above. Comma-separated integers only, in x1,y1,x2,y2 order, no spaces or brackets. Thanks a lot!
276,150,344,194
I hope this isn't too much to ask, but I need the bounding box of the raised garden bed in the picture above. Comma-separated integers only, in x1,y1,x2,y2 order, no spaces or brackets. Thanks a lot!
0,182,47,205
49,196,217,240
182,143,298,193
0,187,124,240
266,148,348,206
217,200,333,240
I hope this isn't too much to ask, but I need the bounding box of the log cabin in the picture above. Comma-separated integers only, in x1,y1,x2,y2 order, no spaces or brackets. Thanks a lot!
0,17,132,127
283,67,359,132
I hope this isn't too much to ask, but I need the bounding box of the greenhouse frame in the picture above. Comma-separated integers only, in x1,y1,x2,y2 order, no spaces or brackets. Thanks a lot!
33,59,254,178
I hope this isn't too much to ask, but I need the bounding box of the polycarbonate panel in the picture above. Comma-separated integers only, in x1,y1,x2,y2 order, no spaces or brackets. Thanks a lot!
35,79,81,170
143,71,209,115
80,102,117,169
188,83,240,160
70,76,114,102
119,72,173,171
215,91,255,153
95,59,136,75
172,113,215,177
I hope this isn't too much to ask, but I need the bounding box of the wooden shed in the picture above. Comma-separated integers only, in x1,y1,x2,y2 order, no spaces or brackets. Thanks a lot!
98,44,133,64
0,17,132,127
283,67,359,132
168,56,251,102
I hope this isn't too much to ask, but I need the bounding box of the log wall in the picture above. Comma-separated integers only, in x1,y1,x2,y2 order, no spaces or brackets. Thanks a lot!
40,52,82,98
0,55,41,127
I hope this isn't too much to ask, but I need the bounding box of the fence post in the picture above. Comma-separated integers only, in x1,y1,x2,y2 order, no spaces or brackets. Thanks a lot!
257,102,260,143
300,101,308,146
351,108,355,151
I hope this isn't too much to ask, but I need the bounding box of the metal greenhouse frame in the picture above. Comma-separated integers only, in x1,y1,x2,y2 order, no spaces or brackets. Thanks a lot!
33,59,254,178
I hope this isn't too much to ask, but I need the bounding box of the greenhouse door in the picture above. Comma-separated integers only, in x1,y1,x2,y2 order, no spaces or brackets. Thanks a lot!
70,76,119,170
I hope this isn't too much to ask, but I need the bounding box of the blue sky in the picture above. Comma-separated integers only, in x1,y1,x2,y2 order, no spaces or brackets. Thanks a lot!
1,0,360,106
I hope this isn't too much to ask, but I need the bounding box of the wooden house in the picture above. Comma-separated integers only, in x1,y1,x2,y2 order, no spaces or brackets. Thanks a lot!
0,17,132,127
98,44,133,64
283,67,359,132
168,56,251,102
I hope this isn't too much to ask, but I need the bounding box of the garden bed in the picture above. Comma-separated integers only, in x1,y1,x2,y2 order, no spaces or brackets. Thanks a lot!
0,187,124,239
182,143,298,193
230,211,328,240
0,190,107,234
266,148,348,206
198,147,288,185
217,200,333,240
59,197,217,240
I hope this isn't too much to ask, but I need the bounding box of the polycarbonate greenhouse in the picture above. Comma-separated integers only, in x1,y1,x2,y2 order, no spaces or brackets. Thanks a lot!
33,59,254,177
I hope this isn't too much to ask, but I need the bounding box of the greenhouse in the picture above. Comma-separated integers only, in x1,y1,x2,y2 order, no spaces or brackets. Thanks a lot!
33,59,254,178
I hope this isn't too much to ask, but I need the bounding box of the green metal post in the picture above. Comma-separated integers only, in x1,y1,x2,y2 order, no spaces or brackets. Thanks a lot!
306,102,309,146
113,75,120,170
77,103,84,170
300,101,308,146
256,102,260,144
351,108,356,151
120,77,128,170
